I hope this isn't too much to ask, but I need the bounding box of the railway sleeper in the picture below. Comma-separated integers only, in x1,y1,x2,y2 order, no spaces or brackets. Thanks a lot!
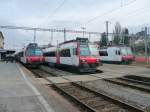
84,100,108,107
72,92,97,100
100,106,126,112
80,96,101,101
92,101,112,108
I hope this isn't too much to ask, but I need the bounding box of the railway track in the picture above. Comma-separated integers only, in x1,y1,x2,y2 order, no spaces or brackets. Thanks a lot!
30,69,52,77
104,75,150,93
28,67,146,112
53,82,144,112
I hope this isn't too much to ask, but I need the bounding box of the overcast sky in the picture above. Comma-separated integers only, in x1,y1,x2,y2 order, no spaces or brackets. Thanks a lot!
0,0,150,49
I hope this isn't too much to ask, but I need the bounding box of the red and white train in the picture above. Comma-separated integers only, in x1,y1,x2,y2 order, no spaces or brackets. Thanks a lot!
44,38,101,72
15,43,44,67
99,46,135,64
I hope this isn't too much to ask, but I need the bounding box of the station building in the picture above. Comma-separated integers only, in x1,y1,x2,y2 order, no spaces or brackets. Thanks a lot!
0,31,5,60
0,31,4,49
0,32,15,60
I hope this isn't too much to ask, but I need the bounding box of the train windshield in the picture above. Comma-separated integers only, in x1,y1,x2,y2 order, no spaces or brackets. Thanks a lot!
80,44,90,56
26,48,43,56
89,44,99,56
121,47,132,55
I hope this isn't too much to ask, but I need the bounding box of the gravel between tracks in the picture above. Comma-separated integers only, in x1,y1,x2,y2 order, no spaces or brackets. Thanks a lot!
84,79,150,111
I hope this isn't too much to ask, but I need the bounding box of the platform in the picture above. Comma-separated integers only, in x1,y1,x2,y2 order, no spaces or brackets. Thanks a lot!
0,62,54,112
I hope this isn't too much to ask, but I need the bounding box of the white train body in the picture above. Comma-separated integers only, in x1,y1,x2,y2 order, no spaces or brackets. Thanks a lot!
44,47,57,65
99,46,134,63
59,41,79,66
43,38,101,72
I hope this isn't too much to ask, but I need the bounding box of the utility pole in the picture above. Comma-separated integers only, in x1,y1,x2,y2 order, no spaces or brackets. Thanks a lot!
64,28,66,42
144,27,148,64
105,21,109,45
33,29,36,43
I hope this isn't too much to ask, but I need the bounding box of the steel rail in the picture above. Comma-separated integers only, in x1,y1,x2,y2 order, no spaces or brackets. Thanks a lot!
104,78,150,93
53,82,144,112
29,67,146,112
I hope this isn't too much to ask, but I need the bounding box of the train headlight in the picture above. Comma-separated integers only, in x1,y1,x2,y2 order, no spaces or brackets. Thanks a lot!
81,59,86,63
96,59,100,62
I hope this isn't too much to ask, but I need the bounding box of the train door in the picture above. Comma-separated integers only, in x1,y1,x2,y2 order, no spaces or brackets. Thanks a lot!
72,47,79,66
20,51,25,63
107,47,119,62
60,47,72,66
111,47,121,62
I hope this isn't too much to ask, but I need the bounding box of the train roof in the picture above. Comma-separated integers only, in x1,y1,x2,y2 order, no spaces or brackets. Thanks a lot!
100,45,130,49
59,37,89,45
43,46,57,52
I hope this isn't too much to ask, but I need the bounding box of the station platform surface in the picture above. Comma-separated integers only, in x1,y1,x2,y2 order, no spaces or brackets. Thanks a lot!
0,62,54,112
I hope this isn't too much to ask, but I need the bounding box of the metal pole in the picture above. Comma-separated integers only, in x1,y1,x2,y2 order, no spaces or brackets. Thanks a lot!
106,21,109,45
64,28,66,42
33,29,36,43
89,33,91,41
81,27,86,38
50,30,53,45
144,27,148,64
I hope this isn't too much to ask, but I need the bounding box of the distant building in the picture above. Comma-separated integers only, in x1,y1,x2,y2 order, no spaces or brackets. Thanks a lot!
0,32,4,60
0,32,4,49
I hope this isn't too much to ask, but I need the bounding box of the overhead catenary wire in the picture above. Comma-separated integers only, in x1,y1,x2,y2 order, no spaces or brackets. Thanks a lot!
74,0,137,29
0,25,135,36
40,0,67,26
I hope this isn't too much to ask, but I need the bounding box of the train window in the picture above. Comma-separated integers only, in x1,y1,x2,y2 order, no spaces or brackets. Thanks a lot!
118,50,121,55
60,49,71,57
19,52,23,57
80,44,90,56
99,51,108,56
44,51,56,57
116,50,121,55
26,48,42,56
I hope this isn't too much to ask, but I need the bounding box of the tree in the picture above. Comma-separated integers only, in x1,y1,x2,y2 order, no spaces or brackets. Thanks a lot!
100,32,107,47
113,22,122,45
122,28,129,45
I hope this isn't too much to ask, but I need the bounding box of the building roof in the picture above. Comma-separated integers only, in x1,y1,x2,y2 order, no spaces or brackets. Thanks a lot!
0,32,4,39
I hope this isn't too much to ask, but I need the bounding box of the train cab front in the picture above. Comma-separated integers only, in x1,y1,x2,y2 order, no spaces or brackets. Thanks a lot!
120,47,135,64
122,54,135,64
79,56,100,72
25,47,45,67
26,56,44,65
78,41,101,72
